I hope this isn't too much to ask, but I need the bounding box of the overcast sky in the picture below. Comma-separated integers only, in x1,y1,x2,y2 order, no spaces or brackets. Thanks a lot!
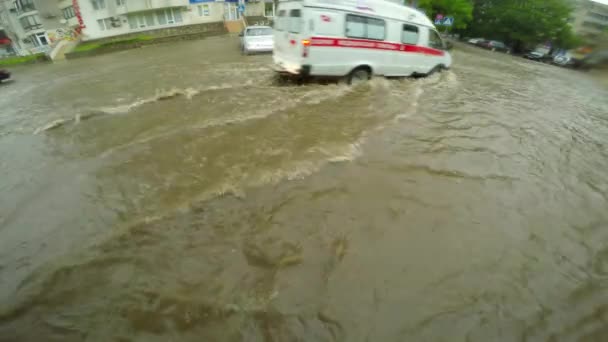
592,0,608,6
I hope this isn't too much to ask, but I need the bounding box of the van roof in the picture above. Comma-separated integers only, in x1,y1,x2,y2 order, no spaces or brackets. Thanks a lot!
280,0,435,28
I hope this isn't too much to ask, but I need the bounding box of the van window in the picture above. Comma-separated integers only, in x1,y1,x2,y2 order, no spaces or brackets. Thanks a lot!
402,24,419,45
428,30,444,50
289,9,302,33
275,10,286,31
345,14,385,40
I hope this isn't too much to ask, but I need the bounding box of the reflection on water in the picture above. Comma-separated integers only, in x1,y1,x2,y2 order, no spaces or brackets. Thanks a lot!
1,38,608,341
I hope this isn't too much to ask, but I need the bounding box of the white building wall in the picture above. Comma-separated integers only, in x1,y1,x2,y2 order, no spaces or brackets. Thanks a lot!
79,0,131,40
77,0,229,41
187,2,224,24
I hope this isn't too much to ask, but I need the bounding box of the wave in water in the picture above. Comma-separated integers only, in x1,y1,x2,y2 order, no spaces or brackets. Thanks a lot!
32,84,248,134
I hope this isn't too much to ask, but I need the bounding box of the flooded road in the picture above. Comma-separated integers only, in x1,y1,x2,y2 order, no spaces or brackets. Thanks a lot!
1,37,608,341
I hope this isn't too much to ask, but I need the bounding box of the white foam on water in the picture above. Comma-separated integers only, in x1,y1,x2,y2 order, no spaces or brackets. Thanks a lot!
97,83,353,158
297,84,352,105
308,141,364,163
32,84,244,134
394,84,425,121
33,119,71,135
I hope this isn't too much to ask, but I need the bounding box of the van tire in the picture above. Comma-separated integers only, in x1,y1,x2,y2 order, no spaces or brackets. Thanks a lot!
347,67,371,85
275,73,290,85
426,65,443,77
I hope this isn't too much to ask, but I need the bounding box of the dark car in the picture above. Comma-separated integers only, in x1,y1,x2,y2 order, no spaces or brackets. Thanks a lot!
479,40,510,53
0,69,10,82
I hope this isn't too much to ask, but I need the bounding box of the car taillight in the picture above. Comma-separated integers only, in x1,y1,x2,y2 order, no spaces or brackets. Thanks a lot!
302,39,310,58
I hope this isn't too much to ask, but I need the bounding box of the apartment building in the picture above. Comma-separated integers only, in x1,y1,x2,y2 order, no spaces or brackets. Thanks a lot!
571,0,608,44
0,0,68,55
65,0,275,41
69,0,223,40
0,0,272,56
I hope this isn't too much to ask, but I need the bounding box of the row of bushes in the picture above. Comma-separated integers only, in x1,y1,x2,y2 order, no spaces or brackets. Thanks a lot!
0,53,49,66
72,35,154,53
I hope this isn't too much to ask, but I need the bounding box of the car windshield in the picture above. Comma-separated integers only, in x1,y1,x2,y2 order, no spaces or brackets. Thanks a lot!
247,28,273,36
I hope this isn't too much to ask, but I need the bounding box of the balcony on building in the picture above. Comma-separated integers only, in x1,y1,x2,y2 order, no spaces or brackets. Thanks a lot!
19,13,43,32
120,0,190,14
585,10,608,26
15,0,38,18
581,20,607,34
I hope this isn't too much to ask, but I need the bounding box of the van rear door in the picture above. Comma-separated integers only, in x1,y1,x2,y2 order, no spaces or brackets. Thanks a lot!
273,2,305,73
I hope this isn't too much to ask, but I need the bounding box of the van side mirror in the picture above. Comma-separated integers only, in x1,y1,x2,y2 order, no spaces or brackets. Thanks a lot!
238,32,244,37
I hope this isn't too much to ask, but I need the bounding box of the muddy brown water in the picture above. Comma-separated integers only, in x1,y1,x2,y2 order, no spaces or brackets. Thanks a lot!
1,37,608,341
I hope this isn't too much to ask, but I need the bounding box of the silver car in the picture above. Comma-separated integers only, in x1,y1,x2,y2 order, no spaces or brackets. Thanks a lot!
239,26,273,55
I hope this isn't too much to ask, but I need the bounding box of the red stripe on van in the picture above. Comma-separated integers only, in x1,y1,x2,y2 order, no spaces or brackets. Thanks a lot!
310,37,445,56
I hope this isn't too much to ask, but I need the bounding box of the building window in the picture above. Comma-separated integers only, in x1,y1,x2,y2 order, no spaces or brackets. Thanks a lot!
19,14,42,31
91,0,106,10
62,6,75,20
30,32,48,46
345,14,385,40
401,24,419,45
129,9,182,30
264,2,274,17
116,0,125,6
145,12,155,26
198,4,210,17
128,15,137,29
97,18,112,30
19,0,36,12
128,13,154,29
157,8,182,25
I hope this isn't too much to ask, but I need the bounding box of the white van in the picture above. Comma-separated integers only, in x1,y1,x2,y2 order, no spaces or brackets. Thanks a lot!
272,0,452,83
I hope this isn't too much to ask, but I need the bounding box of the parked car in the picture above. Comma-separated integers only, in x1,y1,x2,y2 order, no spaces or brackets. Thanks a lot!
524,51,545,62
553,54,573,67
467,38,484,45
239,26,274,55
480,40,510,53
0,69,10,82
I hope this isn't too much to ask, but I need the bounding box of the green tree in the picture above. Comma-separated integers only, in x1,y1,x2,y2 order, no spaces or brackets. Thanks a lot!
416,0,474,29
465,0,575,50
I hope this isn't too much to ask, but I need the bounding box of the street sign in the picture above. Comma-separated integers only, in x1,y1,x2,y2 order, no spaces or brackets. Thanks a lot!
442,17,454,26
434,14,444,25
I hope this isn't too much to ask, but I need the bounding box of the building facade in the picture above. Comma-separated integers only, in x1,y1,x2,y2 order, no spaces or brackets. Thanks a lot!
0,0,67,56
571,0,608,44
67,0,275,41
0,0,274,57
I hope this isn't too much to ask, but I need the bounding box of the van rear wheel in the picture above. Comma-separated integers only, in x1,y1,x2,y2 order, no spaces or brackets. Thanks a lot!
347,68,371,86
426,65,444,77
